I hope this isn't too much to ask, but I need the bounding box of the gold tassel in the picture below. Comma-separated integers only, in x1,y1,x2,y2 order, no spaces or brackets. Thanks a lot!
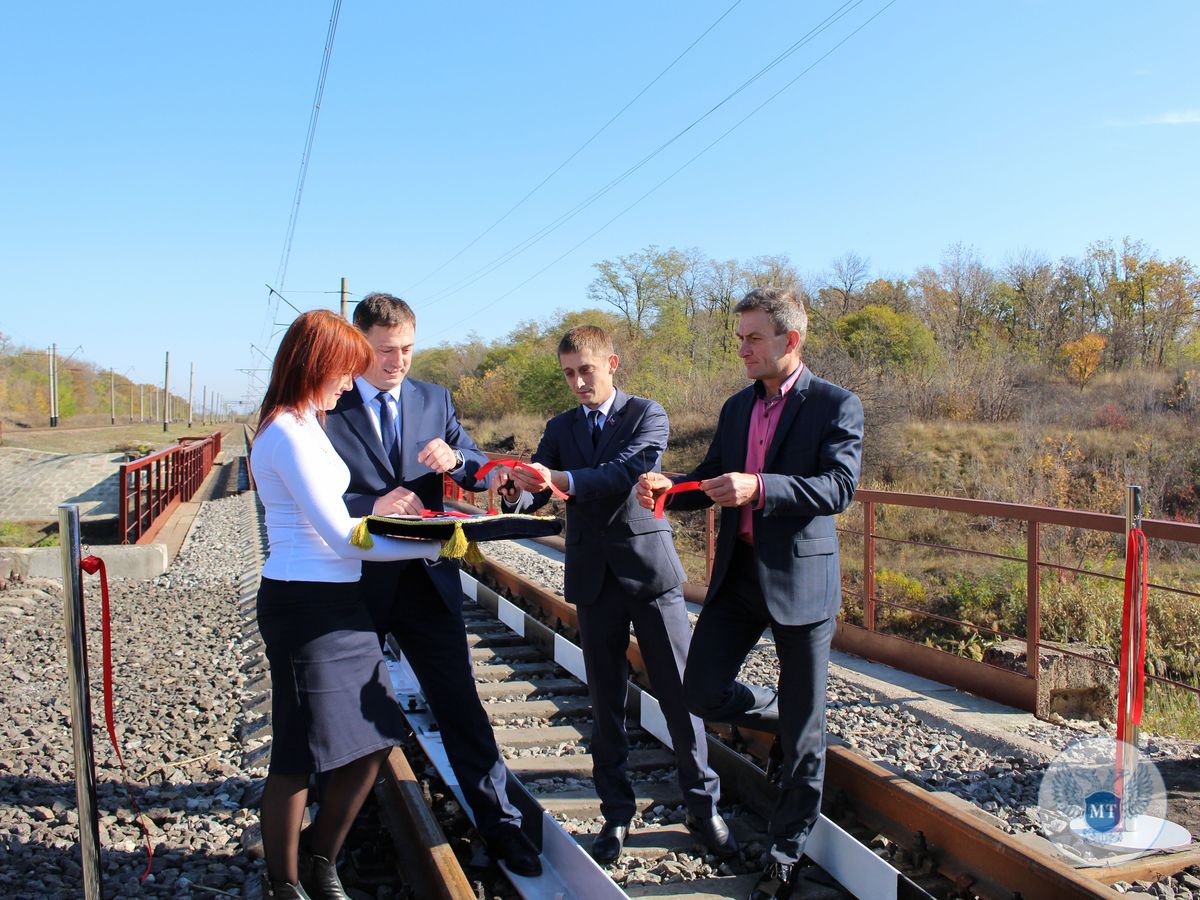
440,521,469,559
350,517,374,549
464,541,485,566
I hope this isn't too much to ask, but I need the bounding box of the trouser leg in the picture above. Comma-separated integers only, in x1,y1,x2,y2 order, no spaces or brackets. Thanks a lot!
765,615,836,865
630,587,719,817
394,596,521,839
682,557,774,730
575,581,637,823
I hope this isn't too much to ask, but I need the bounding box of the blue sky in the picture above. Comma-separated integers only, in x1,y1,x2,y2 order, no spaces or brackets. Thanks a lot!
2,1,1197,408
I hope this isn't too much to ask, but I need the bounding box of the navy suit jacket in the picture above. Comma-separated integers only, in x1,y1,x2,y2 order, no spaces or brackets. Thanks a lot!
324,378,488,609
510,389,686,606
670,368,863,626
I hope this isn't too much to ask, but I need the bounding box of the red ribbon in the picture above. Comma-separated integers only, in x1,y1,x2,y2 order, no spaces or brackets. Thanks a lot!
653,481,703,519
80,555,154,882
419,509,473,519
1116,528,1149,735
476,459,570,501
1114,528,1149,820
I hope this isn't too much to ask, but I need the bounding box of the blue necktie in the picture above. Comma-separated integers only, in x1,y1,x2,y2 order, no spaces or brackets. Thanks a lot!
590,409,603,446
377,392,401,473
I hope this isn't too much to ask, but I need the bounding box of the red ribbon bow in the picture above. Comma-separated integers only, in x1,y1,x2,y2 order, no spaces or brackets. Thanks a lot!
80,555,154,881
476,459,570,501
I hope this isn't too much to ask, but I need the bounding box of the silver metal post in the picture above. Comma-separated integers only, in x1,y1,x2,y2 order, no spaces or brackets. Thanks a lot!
59,503,103,898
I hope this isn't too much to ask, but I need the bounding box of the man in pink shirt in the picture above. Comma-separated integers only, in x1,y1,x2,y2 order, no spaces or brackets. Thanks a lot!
637,287,863,900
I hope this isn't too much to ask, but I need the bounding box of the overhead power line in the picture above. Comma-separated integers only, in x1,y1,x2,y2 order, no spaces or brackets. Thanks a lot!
401,0,747,295
273,0,344,293
414,0,866,308
428,0,900,340
255,0,343,403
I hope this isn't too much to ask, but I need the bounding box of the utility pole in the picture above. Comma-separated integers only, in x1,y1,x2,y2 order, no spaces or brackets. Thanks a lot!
109,370,115,425
48,345,57,427
340,276,348,319
162,352,170,433
201,386,207,427
129,381,134,422
140,384,145,422
187,362,195,429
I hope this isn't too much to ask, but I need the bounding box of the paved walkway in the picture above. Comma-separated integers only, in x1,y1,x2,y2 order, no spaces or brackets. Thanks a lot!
0,448,123,521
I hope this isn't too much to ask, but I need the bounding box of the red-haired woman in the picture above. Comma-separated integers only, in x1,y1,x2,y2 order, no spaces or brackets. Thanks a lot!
250,310,440,900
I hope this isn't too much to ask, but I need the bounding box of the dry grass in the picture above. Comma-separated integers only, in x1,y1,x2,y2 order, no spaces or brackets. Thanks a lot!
462,413,547,457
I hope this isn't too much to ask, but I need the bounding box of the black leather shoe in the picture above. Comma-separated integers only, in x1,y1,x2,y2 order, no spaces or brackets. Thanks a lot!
685,812,739,857
749,862,797,900
265,876,313,899
590,820,630,864
298,849,349,900
490,826,543,877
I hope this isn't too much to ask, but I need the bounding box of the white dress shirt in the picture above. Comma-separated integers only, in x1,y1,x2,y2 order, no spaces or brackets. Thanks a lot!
354,376,465,473
566,391,616,495
356,376,401,445
252,407,440,582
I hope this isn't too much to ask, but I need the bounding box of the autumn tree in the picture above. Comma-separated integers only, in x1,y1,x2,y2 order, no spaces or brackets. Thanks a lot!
1061,333,1107,390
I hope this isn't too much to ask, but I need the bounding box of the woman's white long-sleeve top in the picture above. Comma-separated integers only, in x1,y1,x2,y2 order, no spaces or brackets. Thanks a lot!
251,408,438,582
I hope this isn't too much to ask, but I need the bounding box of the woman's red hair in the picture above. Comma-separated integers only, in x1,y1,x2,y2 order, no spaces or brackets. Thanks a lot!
257,310,372,430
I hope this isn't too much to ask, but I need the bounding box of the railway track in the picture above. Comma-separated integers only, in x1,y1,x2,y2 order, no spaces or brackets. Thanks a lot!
385,568,917,900
371,535,1151,900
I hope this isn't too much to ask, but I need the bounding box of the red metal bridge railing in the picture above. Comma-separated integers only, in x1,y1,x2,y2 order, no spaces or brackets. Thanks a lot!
117,431,223,544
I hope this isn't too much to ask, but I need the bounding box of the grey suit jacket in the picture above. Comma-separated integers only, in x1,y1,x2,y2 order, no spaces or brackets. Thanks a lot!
669,367,863,626
505,389,686,605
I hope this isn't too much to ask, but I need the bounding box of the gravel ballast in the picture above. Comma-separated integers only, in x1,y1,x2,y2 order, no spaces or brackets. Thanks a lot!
0,489,263,899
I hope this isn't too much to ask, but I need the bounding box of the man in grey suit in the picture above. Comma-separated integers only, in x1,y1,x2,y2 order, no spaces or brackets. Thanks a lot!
637,288,863,900
499,325,736,865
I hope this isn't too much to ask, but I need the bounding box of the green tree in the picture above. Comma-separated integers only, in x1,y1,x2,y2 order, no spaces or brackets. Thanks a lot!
835,305,937,373
517,353,574,416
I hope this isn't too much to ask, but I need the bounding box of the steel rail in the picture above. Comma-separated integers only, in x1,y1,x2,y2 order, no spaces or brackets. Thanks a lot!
375,745,477,900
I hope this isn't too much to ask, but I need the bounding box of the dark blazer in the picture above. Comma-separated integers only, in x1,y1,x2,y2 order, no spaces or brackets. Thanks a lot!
512,389,685,605
324,378,488,608
670,367,863,626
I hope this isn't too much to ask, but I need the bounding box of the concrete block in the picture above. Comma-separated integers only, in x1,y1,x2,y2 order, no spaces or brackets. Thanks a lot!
0,544,168,580
983,638,1117,721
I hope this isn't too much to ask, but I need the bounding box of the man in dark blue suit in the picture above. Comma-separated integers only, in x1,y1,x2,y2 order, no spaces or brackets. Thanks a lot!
498,325,735,865
637,288,863,900
324,293,541,877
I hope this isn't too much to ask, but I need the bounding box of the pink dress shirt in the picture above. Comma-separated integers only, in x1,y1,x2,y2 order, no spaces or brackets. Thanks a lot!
739,364,804,543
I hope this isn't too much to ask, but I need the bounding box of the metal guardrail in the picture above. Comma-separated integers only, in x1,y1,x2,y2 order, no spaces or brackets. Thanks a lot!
117,431,223,544
843,489,1200,713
